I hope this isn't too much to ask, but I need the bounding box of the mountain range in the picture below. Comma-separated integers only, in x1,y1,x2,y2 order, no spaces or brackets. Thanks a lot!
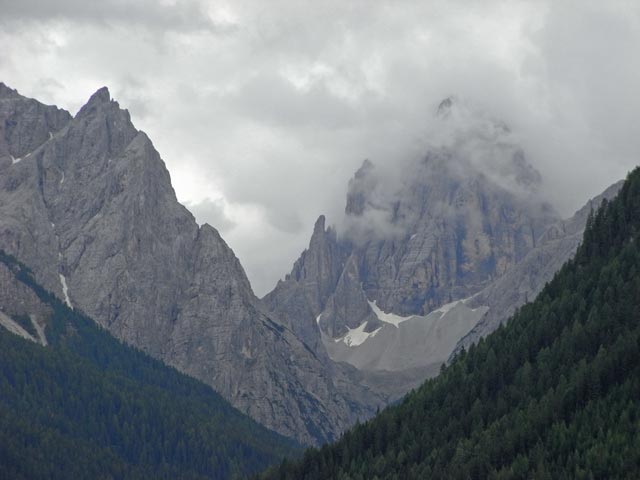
0,83,623,449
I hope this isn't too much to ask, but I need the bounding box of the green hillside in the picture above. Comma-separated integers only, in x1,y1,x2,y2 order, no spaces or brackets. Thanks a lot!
0,252,299,480
260,168,640,479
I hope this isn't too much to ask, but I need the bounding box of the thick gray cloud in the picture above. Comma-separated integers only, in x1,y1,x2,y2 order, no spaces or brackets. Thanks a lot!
0,0,638,295
0,0,231,33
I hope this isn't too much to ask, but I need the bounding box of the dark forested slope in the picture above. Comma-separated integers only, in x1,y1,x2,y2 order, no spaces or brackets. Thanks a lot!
0,252,299,480
260,168,640,479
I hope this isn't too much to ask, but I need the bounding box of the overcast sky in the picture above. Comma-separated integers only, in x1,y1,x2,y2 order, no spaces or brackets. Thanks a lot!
1,0,639,295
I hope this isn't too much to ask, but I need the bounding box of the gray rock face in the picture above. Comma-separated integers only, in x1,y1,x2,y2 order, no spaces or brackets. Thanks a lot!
344,152,558,318
267,102,558,339
0,84,388,446
0,259,52,345
0,83,71,164
263,215,348,352
320,254,382,338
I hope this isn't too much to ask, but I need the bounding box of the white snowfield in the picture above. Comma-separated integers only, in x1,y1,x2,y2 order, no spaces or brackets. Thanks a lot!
336,321,382,347
59,274,73,309
368,296,478,327
368,300,414,327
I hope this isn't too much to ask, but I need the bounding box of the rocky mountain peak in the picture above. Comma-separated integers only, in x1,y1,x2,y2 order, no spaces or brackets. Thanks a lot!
313,214,326,235
75,86,130,124
86,86,111,105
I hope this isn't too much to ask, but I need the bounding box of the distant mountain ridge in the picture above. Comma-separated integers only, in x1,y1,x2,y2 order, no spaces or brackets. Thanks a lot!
0,82,624,448
265,98,622,381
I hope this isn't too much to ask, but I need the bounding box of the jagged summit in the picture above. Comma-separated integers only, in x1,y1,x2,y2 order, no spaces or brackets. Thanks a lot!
75,86,128,121
313,214,326,234
87,85,111,104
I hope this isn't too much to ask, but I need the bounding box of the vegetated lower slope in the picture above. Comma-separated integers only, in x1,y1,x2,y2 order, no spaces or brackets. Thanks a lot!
259,167,640,479
0,252,299,480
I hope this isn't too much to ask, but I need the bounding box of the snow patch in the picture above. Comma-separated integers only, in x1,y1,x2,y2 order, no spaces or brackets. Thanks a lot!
336,321,382,347
60,171,65,184
10,155,21,164
48,131,53,140
59,274,73,309
316,313,323,325
368,300,415,327
370,295,484,328
433,295,484,315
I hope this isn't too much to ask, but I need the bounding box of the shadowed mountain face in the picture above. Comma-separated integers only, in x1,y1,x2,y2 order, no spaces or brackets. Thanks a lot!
265,99,621,378
0,83,389,446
